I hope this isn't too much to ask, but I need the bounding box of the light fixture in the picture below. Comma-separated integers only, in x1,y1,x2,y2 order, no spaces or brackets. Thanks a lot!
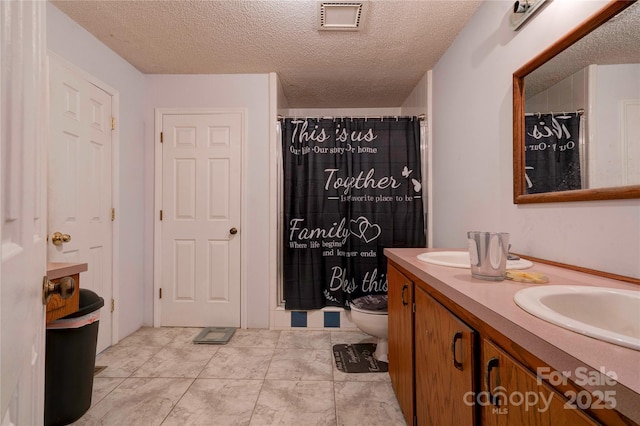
510,0,547,31
318,2,364,31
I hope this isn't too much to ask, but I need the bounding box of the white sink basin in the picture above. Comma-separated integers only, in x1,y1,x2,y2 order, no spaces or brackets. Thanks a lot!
514,285,640,350
416,251,533,270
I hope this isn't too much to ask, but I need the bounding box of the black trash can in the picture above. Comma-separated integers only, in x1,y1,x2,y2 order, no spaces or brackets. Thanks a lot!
45,289,104,426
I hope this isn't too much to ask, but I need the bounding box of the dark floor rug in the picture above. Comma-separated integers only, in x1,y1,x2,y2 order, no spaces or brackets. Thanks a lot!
332,343,388,373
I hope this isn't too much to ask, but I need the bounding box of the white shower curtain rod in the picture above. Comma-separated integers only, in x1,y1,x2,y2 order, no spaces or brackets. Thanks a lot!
525,109,584,117
277,114,426,121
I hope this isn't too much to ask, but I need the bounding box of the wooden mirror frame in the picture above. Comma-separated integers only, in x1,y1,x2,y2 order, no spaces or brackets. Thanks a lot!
513,0,640,204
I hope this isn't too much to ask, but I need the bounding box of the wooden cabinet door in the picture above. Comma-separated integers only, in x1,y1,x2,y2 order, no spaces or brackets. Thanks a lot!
388,264,415,425
482,340,597,426
415,286,476,426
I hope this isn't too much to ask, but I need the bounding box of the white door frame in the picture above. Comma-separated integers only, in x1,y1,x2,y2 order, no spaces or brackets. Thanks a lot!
153,108,247,328
426,70,434,248
47,52,120,346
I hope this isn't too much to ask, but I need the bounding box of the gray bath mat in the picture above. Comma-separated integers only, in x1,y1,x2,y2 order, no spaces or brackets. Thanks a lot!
333,343,388,373
193,327,236,344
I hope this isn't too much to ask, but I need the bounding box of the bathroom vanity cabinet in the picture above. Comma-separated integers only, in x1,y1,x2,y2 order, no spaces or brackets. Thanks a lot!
481,340,596,425
389,262,477,425
386,250,638,426
414,284,476,425
387,264,415,421
389,262,476,426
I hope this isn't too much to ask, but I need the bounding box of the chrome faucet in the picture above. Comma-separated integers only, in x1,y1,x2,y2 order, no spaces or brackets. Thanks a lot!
507,244,520,261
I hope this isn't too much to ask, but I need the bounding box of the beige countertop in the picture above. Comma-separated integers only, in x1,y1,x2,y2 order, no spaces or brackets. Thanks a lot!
385,248,640,424
47,262,88,280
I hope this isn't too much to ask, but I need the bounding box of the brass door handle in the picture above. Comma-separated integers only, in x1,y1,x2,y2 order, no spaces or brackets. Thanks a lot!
51,232,71,246
43,276,76,304
230,227,238,235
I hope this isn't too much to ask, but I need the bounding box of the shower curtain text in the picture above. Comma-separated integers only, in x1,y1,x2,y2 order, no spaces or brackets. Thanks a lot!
525,112,582,194
282,117,425,310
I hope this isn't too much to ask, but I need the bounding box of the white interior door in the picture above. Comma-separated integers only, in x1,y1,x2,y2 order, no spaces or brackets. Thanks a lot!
1,1,47,423
160,112,242,327
621,99,640,185
48,58,113,354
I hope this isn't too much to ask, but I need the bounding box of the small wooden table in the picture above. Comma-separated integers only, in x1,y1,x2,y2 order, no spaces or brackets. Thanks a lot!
46,262,88,323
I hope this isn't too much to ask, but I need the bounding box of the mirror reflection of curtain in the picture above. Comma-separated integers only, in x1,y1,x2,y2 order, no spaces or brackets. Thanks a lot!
525,112,582,194
281,117,425,310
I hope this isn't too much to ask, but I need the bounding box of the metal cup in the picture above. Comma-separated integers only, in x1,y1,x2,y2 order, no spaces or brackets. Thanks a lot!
467,231,510,281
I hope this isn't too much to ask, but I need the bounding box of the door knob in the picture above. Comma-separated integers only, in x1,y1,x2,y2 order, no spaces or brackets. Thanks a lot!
51,231,71,246
43,275,76,304
230,227,238,235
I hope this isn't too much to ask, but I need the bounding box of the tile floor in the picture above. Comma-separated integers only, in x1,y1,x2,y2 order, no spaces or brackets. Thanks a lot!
74,327,407,426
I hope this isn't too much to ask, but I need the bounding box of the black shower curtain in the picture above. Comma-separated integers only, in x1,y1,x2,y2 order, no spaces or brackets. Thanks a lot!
525,113,582,194
282,117,425,310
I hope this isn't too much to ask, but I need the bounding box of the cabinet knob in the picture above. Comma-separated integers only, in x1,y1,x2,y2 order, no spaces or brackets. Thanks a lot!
229,227,238,235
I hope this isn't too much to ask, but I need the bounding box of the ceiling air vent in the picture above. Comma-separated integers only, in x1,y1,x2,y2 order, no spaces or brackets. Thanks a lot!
318,2,364,31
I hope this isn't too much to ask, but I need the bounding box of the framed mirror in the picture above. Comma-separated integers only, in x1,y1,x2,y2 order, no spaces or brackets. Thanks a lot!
513,0,640,204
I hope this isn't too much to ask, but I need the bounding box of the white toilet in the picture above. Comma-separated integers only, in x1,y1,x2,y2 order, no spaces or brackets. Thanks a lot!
347,295,389,363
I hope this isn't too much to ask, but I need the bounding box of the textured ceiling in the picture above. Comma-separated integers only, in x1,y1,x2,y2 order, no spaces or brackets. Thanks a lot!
50,0,482,108
526,1,640,97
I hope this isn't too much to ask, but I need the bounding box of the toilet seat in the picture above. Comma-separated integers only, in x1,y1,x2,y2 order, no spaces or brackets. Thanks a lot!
350,304,387,315
350,294,388,314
